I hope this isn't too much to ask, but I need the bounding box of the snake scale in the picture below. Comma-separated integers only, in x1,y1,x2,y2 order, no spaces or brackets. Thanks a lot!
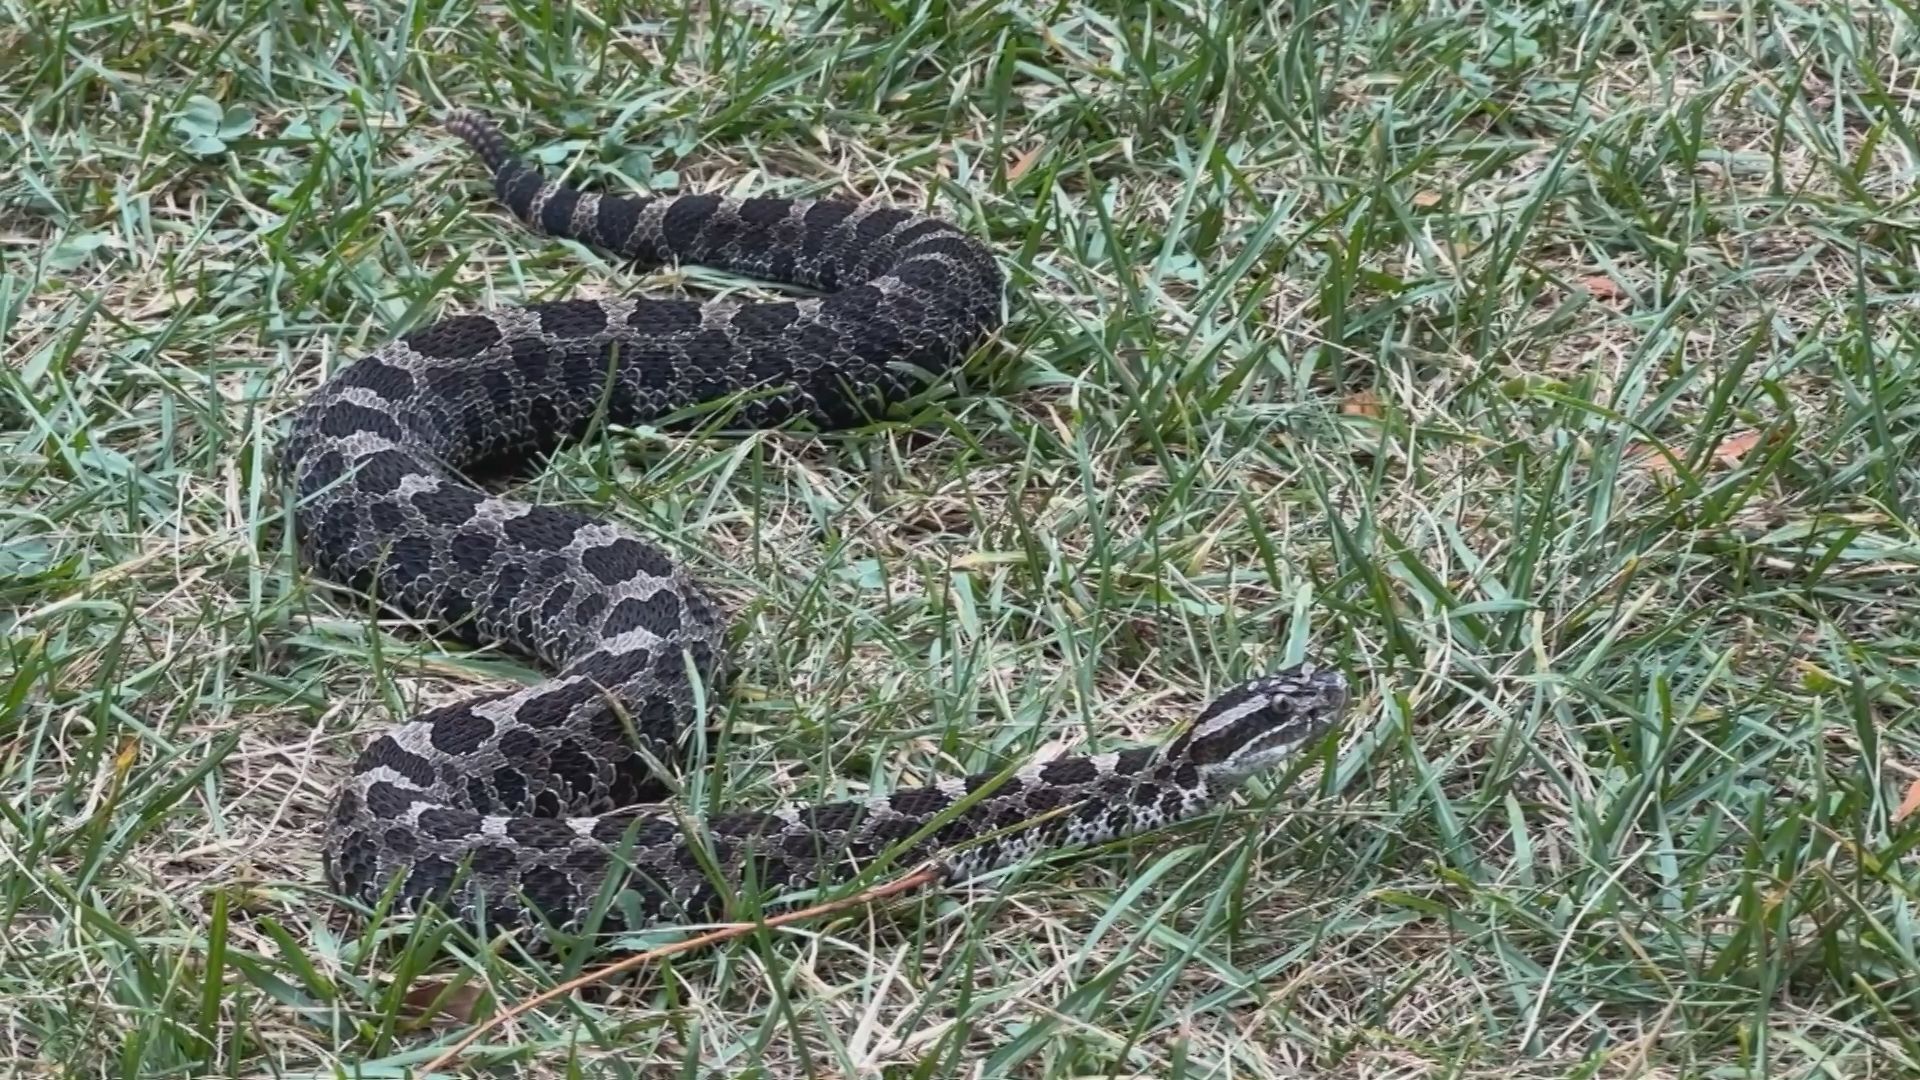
282,111,1351,939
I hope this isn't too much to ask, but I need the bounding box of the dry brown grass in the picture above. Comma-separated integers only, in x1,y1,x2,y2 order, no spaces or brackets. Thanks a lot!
6,1,1920,1077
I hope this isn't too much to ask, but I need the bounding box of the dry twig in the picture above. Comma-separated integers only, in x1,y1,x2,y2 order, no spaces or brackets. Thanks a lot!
418,863,944,1074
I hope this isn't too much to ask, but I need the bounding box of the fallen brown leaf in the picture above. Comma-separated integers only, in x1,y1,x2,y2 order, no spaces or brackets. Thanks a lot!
1412,190,1443,208
1896,778,1920,823
1007,145,1044,180
1580,274,1623,299
1713,429,1764,466
1627,428,1764,476
1342,389,1383,418
401,980,490,1026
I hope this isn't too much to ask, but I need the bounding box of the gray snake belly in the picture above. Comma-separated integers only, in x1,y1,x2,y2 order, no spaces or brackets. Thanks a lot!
282,111,1350,939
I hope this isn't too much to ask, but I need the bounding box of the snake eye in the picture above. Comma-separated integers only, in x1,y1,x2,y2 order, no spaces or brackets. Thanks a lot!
1180,663,1350,778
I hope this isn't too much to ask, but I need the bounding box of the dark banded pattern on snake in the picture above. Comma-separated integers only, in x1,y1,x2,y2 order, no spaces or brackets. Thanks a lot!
283,111,1350,938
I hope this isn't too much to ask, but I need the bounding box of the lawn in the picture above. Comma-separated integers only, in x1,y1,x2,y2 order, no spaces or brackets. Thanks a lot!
6,0,1920,1076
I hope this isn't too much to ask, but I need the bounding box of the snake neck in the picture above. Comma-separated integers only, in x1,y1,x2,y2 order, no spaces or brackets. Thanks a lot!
931,748,1229,884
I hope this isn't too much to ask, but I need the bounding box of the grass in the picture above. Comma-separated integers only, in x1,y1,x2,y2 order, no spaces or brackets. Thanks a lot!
5,0,1920,1075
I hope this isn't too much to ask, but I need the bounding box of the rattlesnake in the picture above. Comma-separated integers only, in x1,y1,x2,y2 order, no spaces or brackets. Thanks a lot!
282,111,1350,938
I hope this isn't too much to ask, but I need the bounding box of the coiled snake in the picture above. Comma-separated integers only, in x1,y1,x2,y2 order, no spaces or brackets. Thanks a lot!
283,112,1350,938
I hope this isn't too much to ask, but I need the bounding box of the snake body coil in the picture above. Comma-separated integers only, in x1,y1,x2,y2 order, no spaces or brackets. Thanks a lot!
284,112,1349,937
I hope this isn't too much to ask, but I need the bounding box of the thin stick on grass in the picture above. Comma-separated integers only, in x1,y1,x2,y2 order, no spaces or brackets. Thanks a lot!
418,863,944,1075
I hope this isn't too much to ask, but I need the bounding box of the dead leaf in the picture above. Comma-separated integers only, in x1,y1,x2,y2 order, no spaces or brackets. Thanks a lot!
401,980,490,1026
1580,274,1623,299
1624,441,1676,475
1342,389,1383,418
1896,778,1920,823
1412,190,1443,208
1626,428,1764,476
1007,145,1044,180
1712,429,1764,467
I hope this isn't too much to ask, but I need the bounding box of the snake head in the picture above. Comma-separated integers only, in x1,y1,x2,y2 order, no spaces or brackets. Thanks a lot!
1168,662,1350,787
